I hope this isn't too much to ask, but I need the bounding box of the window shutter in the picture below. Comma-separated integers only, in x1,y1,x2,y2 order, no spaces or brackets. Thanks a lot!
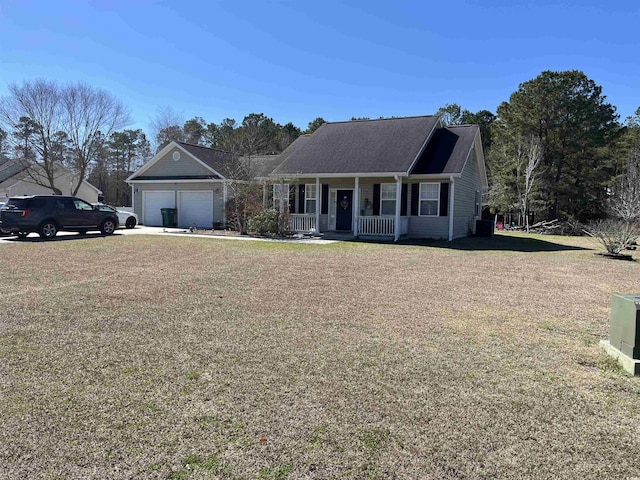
401,184,408,216
298,185,305,213
373,183,381,216
439,182,449,216
288,185,295,213
321,184,329,214
411,183,419,216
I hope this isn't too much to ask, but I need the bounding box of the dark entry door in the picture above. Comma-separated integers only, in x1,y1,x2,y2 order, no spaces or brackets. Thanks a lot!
335,190,353,231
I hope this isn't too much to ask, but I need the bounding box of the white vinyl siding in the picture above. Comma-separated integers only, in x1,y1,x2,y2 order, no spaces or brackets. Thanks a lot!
419,183,439,216
305,184,317,214
138,148,212,177
380,183,396,215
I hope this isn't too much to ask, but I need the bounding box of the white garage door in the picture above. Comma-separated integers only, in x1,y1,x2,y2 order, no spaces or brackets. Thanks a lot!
178,191,214,229
143,191,175,226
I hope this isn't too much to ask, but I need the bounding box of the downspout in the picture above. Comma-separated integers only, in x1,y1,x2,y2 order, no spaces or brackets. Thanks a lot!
448,176,455,241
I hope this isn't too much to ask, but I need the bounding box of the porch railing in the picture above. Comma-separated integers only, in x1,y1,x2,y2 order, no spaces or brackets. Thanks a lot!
289,214,316,233
358,216,409,236
359,216,394,236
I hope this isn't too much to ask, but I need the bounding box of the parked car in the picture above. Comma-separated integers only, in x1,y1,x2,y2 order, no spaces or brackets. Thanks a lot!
93,204,138,229
0,202,6,236
0,195,119,239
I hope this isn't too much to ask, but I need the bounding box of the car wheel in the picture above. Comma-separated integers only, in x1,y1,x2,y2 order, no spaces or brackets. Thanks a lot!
17,232,28,238
125,217,137,229
101,219,116,235
39,222,58,239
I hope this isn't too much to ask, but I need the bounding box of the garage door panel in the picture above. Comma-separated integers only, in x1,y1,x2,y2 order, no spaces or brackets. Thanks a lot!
178,191,214,228
143,191,175,226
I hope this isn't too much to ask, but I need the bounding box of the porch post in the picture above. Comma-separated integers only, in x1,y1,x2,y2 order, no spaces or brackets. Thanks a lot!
448,176,455,241
315,177,321,233
394,176,402,241
223,182,228,227
279,178,285,213
262,181,267,209
353,176,359,236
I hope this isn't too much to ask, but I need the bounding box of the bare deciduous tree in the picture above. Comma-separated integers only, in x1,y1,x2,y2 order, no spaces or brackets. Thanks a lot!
609,149,640,221
61,83,131,195
149,106,184,151
0,79,130,196
521,136,544,232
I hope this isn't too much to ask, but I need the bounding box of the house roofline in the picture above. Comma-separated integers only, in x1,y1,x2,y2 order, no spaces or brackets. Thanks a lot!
406,116,443,175
126,178,226,184
126,141,227,182
320,114,439,126
462,128,489,190
270,172,408,179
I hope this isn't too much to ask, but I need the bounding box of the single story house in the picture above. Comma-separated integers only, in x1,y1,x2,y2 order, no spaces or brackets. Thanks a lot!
272,115,488,240
126,115,488,240
0,156,102,204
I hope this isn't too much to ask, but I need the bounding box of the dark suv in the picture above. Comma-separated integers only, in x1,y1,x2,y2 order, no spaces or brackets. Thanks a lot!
0,195,119,239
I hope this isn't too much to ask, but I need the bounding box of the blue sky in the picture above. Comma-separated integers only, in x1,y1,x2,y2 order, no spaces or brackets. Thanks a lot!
1,0,638,132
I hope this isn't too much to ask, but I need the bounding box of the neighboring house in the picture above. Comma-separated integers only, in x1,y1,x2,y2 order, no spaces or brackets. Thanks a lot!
126,115,488,240
272,115,488,240
0,156,102,204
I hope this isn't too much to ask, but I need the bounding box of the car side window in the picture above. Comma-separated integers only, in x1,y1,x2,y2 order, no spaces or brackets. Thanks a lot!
97,205,115,212
74,199,94,211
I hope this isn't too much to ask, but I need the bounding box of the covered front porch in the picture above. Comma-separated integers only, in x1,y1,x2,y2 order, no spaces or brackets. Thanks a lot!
290,213,409,238
278,176,413,240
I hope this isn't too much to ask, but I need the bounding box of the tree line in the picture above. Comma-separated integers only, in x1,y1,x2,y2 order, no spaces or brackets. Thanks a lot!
1,71,638,226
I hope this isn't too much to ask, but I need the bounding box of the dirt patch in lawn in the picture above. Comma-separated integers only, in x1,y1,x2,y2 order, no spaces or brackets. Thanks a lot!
0,233,639,479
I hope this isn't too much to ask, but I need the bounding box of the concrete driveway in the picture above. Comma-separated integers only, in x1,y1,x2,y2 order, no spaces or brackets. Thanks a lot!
0,225,336,244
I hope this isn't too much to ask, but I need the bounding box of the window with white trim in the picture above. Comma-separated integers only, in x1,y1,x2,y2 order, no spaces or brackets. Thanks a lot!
475,190,481,217
305,184,317,214
380,183,396,215
273,183,289,208
419,183,440,216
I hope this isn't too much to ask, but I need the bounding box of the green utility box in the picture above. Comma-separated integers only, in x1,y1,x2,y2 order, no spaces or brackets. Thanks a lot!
610,294,640,360
161,208,177,228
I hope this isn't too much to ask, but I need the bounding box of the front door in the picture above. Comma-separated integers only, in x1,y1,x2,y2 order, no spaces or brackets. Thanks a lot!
335,190,353,231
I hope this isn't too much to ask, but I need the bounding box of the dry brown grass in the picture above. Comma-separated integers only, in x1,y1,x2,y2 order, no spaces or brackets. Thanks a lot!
1,232,639,479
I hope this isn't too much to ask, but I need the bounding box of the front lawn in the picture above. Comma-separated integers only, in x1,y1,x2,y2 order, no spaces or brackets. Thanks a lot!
1,233,639,479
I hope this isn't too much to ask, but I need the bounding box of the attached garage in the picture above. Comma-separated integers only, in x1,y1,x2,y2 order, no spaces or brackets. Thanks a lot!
127,142,237,229
178,191,214,228
143,191,175,226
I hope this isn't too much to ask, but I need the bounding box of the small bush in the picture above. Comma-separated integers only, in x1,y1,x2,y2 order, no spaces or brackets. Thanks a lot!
586,219,640,254
248,209,283,236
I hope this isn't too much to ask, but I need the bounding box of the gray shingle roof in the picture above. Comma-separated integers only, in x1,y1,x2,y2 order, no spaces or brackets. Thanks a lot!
272,116,440,175
0,157,29,184
410,125,478,175
241,154,285,179
177,142,234,177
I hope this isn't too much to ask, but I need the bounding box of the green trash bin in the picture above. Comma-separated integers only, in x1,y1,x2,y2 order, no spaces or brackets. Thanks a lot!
161,208,177,227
